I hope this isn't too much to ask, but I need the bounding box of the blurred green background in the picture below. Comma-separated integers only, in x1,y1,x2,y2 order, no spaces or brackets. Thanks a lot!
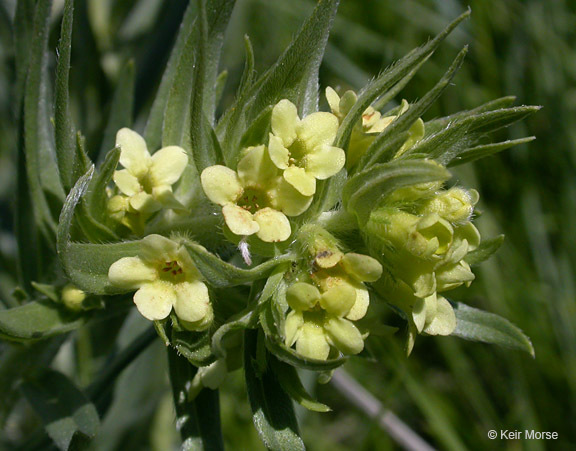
1,0,574,449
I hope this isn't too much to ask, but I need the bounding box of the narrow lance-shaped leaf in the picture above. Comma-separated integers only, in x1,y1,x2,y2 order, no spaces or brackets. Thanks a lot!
167,347,225,451
448,137,536,167
20,368,100,450
0,299,87,343
183,240,294,288
145,0,197,149
218,0,339,162
465,235,505,266
97,60,135,165
343,160,451,224
334,9,470,150
54,0,77,192
358,46,468,170
270,358,331,413
450,301,535,357
244,330,305,451
57,166,142,294
24,0,65,240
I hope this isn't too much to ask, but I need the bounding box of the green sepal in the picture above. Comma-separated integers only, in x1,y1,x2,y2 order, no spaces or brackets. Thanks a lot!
244,330,305,451
0,300,87,343
20,368,100,450
271,358,331,413
465,235,505,266
450,301,534,357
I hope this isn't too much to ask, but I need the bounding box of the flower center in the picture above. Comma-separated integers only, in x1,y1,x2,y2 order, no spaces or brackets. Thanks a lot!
159,260,185,281
287,139,307,166
237,187,269,213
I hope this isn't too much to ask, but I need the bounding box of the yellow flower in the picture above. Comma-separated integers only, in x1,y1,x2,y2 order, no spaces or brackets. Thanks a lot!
325,87,424,168
268,99,345,196
108,234,213,330
110,128,188,223
201,145,312,242
284,252,382,360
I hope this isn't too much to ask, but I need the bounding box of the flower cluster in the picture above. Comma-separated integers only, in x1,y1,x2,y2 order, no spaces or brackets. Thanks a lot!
108,128,188,234
284,228,383,360
367,184,480,345
201,99,345,243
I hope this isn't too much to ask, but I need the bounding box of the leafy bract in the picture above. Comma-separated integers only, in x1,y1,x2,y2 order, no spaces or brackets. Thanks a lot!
451,302,534,356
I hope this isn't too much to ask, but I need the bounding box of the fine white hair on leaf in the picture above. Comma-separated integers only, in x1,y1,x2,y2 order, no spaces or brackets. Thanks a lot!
239,238,252,266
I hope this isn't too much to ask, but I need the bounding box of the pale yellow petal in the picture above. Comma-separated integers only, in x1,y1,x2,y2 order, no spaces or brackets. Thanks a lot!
149,146,188,186
339,91,358,116
133,281,175,320
268,135,290,170
116,128,151,177
325,87,341,115
306,146,345,180
222,204,259,236
340,253,383,282
108,256,156,290
253,207,291,242
295,322,330,360
152,185,186,211
286,282,321,311
113,169,141,196
173,281,212,324
129,192,162,213
422,295,456,335
324,317,364,355
201,165,243,206
140,234,180,262
345,285,370,321
320,284,356,317
296,112,338,150
271,99,298,146
237,144,278,186
284,310,304,347
272,177,313,216
283,166,316,196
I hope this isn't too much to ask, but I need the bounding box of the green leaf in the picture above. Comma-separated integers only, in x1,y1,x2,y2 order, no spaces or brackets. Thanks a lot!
54,0,77,192
271,358,331,413
20,368,100,450
167,347,225,451
183,241,294,288
244,330,305,451
189,0,235,171
412,107,540,165
218,0,339,162
24,0,65,240
465,235,505,266
144,1,196,150
357,46,468,170
450,302,534,356
97,60,135,164
236,35,256,98
334,9,470,150
171,327,214,367
343,159,451,223
0,300,87,342
448,137,536,167
265,336,347,372
86,147,120,224
57,167,142,294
